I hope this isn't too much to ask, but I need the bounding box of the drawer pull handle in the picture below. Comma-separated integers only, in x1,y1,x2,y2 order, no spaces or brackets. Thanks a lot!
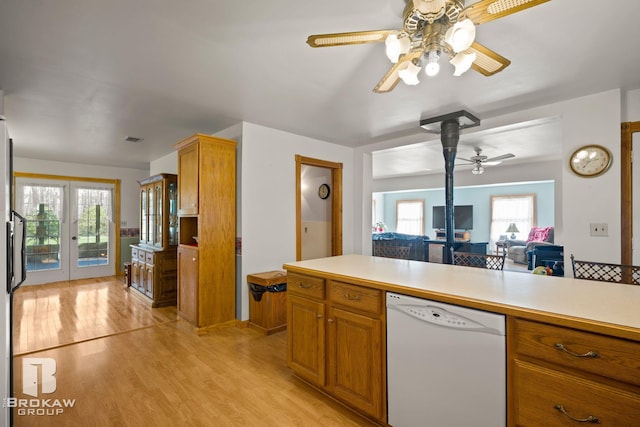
344,293,361,301
554,405,601,424
316,314,323,319
297,282,312,289
554,343,599,358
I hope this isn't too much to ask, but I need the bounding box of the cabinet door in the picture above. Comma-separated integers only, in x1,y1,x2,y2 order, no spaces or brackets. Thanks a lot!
287,295,325,386
177,246,198,325
147,184,155,246
326,306,383,420
154,182,163,247
177,143,199,215
145,265,154,298
131,260,140,290
140,188,148,244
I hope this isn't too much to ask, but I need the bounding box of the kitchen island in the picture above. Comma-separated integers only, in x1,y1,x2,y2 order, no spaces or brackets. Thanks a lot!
283,254,640,426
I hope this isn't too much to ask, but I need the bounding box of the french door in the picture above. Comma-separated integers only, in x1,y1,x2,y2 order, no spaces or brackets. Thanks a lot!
16,177,116,285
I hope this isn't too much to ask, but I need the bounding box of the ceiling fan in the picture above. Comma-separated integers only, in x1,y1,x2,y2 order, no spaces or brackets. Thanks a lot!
306,0,551,93
457,147,515,174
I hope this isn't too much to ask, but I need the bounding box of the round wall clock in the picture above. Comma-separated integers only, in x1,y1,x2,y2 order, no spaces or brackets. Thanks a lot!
569,144,612,177
318,183,331,199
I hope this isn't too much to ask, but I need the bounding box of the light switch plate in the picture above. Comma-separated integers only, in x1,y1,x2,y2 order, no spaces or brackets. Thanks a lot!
590,223,608,236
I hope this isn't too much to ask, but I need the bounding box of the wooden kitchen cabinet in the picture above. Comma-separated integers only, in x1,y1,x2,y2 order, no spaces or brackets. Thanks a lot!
287,272,385,423
177,244,198,325
177,143,199,216
130,174,178,307
174,134,236,330
509,317,640,426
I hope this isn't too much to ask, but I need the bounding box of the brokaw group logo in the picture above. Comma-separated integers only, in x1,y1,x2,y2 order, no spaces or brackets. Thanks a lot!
3,358,76,416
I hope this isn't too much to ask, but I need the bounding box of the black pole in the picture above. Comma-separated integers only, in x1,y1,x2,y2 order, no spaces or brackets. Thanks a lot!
441,119,460,264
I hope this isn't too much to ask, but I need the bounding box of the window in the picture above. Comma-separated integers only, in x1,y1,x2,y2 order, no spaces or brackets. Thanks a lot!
396,200,424,235
489,194,536,245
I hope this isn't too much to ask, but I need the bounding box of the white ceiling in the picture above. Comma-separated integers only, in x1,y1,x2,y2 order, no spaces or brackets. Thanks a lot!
1,0,639,173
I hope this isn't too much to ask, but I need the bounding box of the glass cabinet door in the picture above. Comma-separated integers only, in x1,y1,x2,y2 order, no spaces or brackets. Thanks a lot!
155,183,163,247
147,185,155,246
168,181,178,246
140,188,148,244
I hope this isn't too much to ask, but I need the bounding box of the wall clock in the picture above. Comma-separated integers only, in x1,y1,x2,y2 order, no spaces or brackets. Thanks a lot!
318,183,331,199
569,145,612,177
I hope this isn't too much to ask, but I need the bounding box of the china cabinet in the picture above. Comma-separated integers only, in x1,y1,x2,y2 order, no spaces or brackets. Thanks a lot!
130,173,178,307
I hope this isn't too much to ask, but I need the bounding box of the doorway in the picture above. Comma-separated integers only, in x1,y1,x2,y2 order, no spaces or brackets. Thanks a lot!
621,122,639,266
296,155,343,261
15,174,120,285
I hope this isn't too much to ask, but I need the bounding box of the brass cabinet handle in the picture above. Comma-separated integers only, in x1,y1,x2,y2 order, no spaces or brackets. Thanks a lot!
554,343,599,358
316,314,323,319
343,293,361,301
554,405,601,424
297,282,312,289
327,318,334,323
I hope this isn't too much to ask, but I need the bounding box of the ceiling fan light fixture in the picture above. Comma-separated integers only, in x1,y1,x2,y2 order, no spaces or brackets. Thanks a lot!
385,33,410,63
472,164,484,175
398,61,422,85
450,50,477,76
444,18,476,53
425,50,440,77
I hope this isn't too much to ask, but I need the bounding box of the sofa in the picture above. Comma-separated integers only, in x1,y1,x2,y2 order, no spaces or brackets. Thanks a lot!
506,226,555,266
372,232,428,261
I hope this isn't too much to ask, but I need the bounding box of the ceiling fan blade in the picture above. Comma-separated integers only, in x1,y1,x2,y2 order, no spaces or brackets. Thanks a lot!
485,153,515,162
307,30,397,48
464,0,551,25
373,50,423,93
468,42,511,76
456,157,476,163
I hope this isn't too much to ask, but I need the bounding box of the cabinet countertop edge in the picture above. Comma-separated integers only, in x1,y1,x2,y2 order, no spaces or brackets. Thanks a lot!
283,254,640,342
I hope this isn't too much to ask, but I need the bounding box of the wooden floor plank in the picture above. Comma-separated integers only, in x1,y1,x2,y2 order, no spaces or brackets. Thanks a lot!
11,278,376,426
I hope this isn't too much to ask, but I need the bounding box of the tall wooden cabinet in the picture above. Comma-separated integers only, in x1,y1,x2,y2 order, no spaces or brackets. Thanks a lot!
175,134,237,330
130,173,178,307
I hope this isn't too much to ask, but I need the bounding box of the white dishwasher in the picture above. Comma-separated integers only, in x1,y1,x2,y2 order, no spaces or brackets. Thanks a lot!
386,293,506,427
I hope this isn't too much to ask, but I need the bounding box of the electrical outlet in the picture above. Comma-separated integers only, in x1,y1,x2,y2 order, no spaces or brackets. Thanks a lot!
120,220,127,227
590,223,608,237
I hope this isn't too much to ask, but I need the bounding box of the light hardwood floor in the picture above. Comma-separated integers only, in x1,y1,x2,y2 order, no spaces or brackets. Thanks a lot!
12,278,376,426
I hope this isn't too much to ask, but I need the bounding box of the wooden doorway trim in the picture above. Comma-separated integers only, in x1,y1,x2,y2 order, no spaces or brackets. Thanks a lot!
621,121,640,265
295,155,343,261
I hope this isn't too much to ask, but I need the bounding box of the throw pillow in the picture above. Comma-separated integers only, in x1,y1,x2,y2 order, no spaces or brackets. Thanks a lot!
526,226,552,243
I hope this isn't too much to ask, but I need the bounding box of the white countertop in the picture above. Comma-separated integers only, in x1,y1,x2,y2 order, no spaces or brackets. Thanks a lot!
283,255,640,339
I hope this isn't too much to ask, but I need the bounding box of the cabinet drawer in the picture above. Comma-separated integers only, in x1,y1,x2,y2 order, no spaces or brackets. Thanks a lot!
513,318,640,387
287,273,325,300
329,281,381,315
131,247,138,259
514,360,640,427
137,249,147,261
145,252,155,264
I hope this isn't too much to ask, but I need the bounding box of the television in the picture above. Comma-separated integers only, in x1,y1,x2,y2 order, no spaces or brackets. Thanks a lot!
432,205,473,230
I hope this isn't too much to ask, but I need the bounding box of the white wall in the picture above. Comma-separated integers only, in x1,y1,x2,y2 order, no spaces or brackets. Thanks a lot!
150,151,177,175
238,122,353,320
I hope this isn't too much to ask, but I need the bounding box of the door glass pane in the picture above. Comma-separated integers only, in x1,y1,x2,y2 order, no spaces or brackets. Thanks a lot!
20,185,63,272
140,189,147,243
155,184,162,246
168,181,178,246
76,188,111,267
148,188,154,245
